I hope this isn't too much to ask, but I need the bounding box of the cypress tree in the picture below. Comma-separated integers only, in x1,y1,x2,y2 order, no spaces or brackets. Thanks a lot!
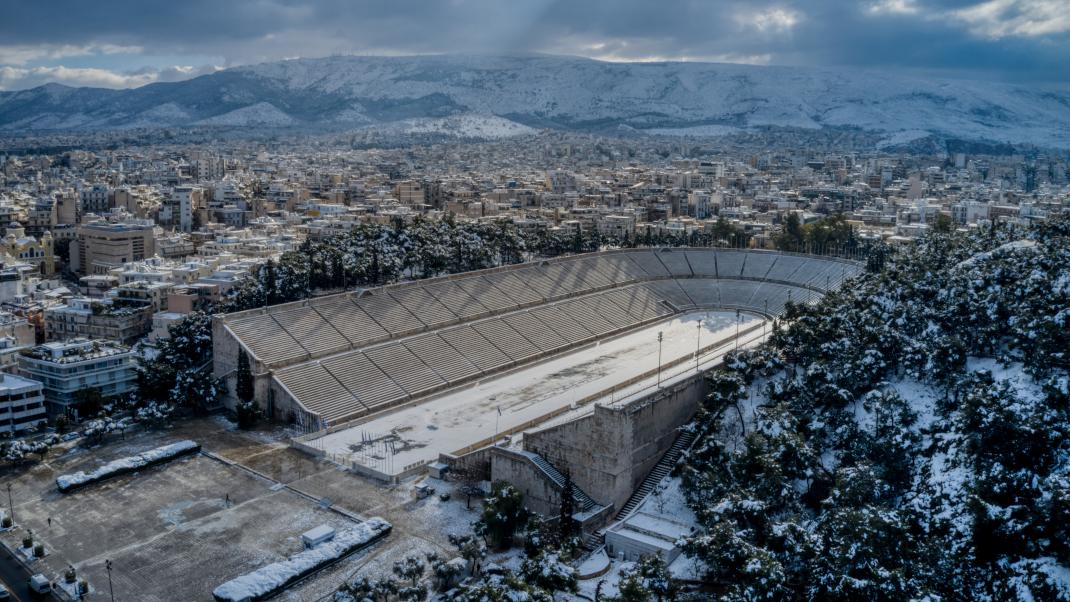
559,472,576,541
236,349,254,404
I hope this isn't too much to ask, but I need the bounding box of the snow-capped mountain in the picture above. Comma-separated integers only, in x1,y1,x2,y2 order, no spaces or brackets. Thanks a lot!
1,54,1069,147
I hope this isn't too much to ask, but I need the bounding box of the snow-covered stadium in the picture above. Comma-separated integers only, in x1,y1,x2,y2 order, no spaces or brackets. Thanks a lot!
213,248,860,491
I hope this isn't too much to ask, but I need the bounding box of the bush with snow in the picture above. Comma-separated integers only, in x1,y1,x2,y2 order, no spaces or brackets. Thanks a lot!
213,517,392,602
1,435,56,464
56,440,200,493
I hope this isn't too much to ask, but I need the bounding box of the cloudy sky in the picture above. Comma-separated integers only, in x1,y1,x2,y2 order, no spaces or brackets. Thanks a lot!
1,0,1067,90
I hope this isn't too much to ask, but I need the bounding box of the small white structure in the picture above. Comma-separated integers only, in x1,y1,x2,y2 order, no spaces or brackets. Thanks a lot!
605,511,692,563
301,525,335,549
427,461,449,479
28,573,51,593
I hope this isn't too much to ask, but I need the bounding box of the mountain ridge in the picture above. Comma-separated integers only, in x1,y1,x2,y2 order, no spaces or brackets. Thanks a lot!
2,54,1069,147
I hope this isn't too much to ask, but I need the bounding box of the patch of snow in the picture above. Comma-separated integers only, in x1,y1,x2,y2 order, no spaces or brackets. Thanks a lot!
56,440,200,492
876,129,932,148
644,124,741,137
197,102,296,127
212,518,392,602
954,239,1037,270
366,113,536,139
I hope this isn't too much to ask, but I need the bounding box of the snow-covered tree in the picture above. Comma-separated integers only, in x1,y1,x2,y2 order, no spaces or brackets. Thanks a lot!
476,482,530,550
680,215,1070,600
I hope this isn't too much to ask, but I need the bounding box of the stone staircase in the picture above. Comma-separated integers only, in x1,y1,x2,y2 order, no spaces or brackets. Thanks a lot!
522,451,600,512
613,428,697,521
581,429,698,552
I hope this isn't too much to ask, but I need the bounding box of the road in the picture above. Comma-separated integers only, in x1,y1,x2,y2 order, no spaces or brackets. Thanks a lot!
0,543,48,601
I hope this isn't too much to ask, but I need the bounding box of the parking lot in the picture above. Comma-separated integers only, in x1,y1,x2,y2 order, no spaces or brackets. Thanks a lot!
0,416,483,601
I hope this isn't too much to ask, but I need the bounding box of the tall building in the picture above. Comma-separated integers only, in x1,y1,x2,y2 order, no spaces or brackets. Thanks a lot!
80,184,112,214
70,219,156,275
161,186,203,232
56,190,81,224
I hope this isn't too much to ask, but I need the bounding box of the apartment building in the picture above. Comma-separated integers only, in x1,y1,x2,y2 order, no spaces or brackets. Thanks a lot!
80,184,112,214
0,372,47,435
18,339,137,417
161,185,204,232
44,297,153,344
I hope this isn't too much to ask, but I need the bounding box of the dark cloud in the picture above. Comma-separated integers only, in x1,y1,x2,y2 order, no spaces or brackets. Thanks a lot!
0,0,1067,89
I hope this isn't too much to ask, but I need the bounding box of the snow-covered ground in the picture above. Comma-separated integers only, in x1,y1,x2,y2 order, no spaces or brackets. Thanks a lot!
366,113,537,139
644,124,741,137
196,101,297,126
308,311,765,476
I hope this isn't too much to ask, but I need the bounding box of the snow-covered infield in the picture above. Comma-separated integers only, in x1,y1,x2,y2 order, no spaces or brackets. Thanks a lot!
212,517,392,602
56,440,201,493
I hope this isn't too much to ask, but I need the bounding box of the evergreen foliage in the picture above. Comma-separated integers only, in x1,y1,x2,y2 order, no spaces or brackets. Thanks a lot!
218,216,851,314
137,312,222,413
679,215,1070,600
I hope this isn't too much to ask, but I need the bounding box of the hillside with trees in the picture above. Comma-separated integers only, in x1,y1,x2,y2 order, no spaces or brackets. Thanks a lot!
680,215,1070,600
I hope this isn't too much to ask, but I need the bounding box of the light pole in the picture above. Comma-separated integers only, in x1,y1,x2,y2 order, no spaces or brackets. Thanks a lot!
734,310,741,350
106,559,115,602
656,331,664,388
763,300,768,339
5,483,12,527
695,320,702,370
491,396,500,447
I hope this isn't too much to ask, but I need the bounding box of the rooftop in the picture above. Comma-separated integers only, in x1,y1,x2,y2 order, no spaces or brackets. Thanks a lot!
22,338,132,363
0,371,43,391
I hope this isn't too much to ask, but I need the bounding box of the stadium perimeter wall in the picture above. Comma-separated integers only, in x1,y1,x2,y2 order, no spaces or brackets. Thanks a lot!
522,370,707,515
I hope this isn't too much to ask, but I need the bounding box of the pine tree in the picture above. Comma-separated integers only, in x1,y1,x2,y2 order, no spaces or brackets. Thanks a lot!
559,472,576,541
236,349,254,404
477,482,530,550
235,348,258,429
263,259,278,305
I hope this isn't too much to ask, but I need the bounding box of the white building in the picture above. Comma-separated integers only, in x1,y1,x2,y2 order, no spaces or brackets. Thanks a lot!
0,372,47,435
162,186,203,232
605,511,691,563
18,339,137,417
951,201,990,224
687,190,713,219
